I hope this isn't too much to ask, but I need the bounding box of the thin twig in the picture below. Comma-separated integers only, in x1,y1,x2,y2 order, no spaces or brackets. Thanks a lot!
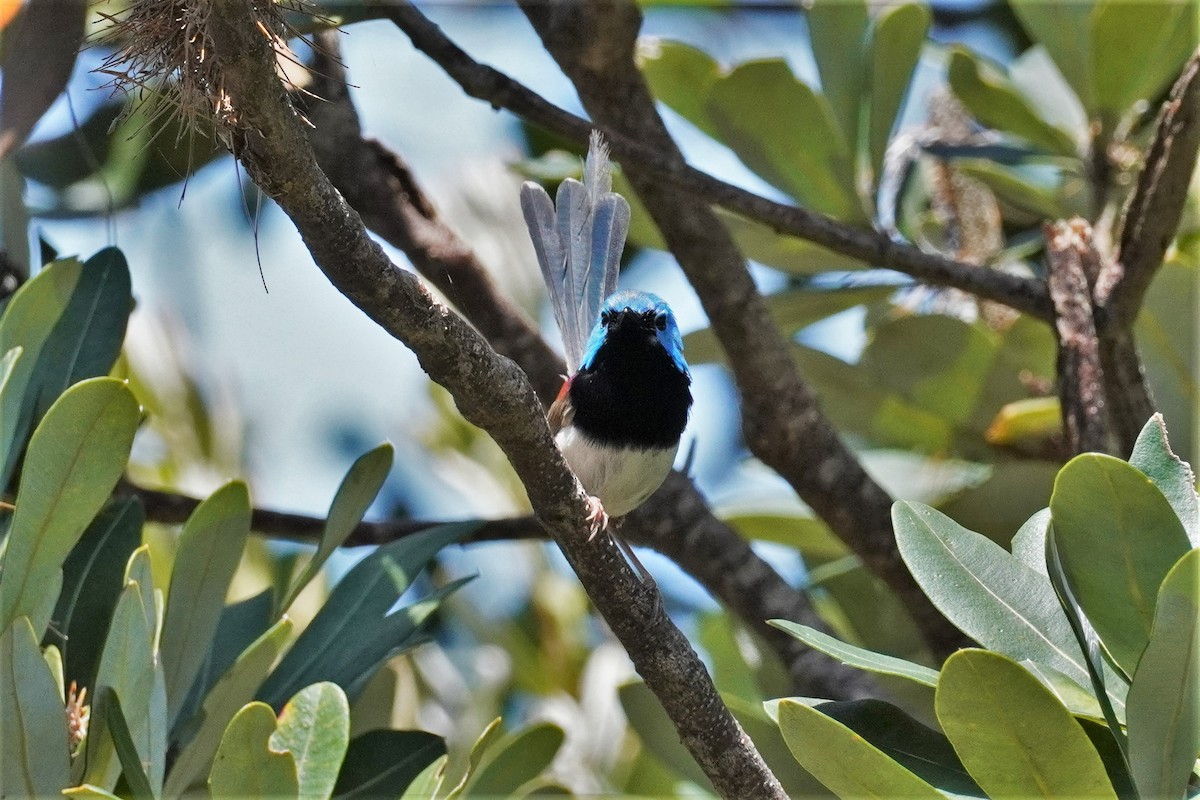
378,0,1053,322
203,3,785,796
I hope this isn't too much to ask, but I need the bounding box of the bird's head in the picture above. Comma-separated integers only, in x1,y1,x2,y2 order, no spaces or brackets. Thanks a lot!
580,290,689,377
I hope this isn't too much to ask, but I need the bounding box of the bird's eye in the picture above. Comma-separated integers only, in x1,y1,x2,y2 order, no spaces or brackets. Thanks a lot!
655,313,668,331
600,311,611,326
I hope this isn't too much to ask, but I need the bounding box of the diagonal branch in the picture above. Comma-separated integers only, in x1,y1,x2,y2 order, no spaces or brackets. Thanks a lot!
378,0,1053,322
296,30,872,698
514,0,965,659
204,2,783,796
1097,48,1200,330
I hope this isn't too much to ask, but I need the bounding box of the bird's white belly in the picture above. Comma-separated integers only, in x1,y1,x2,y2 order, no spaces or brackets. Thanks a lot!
555,426,678,517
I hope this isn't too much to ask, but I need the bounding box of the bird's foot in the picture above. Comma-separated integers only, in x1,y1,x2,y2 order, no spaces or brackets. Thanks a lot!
584,495,610,541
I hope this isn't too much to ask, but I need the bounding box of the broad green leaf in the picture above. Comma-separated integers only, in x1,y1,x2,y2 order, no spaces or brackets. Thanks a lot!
62,787,123,799
1091,0,1196,116
50,496,143,689
81,573,158,792
0,257,80,486
442,718,504,800
1010,507,1051,576
1137,263,1196,467
946,48,1079,156
0,249,132,488
279,443,393,613
892,502,1089,684
618,681,711,789
100,688,155,800
807,0,870,149
399,753,449,800
208,702,299,799
727,695,833,798
258,524,474,708
769,620,938,687
270,682,349,800
0,377,139,633
42,643,64,703
707,60,862,221
935,650,1117,798
1008,1,1095,110
164,618,292,800
698,613,762,705
721,210,868,275
637,39,721,139
1127,549,1200,800
1129,413,1199,547
163,617,292,799
723,512,849,560
1007,45,1087,139
683,283,893,365
336,731,446,800
868,2,930,179
1051,454,1192,676
465,722,565,798
797,698,984,797
952,159,1072,219
161,481,251,726
0,616,71,797
776,699,942,798
984,397,1061,450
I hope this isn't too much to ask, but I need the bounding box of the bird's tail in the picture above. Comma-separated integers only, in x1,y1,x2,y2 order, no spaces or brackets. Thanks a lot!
520,130,631,373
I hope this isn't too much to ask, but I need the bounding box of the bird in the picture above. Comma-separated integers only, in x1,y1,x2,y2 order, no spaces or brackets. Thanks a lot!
520,132,692,579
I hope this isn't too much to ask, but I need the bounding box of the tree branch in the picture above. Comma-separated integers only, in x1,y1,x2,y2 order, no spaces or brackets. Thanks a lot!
1045,219,1109,455
1097,48,1200,330
203,3,784,796
514,0,966,659
378,0,1053,322
296,30,873,698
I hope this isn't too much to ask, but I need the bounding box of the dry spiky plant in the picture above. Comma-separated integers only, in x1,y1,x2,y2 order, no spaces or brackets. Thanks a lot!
94,0,314,151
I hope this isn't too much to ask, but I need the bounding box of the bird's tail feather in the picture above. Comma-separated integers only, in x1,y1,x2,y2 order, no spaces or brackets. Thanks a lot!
521,131,630,373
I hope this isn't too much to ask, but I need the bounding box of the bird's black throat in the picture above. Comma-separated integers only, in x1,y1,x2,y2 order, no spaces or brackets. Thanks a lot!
569,322,692,449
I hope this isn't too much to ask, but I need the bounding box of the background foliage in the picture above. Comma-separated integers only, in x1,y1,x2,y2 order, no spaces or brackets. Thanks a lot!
0,0,1196,797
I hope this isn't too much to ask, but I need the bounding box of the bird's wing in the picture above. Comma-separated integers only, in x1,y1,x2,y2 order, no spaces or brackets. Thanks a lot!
520,131,630,373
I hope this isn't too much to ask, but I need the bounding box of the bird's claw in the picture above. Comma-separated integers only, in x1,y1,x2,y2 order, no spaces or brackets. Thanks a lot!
585,495,609,541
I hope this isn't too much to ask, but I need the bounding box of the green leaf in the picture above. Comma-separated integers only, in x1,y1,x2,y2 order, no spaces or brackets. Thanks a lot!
952,159,1072,219
1091,0,1196,116
0,377,140,634
776,699,943,798
807,0,870,149
465,722,565,798
618,682,711,789
99,688,156,800
258,524,474,708
1050,454,1192,676
1006,46,1087,140
163,617,292,799
769,620,938,687
867,2,930,179
720,210,868,275
1010,507,1051,576
727,695,833,798
0,616,71,798
1127,549,1200,800
62,786,123,799
1008,1,1095,110
399,753,448,800
81,562,161,793
280,443,394,614
270,682,350,800
335,730,446,800
1129,413,1199,547
1137,264,1196,467
683,282,893,365
706,60,862,221
442,718,503,800
935,650,1117,798
946,48,1079,156
209,702,299,799
637,39,721,139
892,502,1090,685
799,698,984,797
50,496,143,690
161,481,251,726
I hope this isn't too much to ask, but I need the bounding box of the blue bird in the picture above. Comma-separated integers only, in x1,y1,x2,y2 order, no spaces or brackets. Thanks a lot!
520,133,692,572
